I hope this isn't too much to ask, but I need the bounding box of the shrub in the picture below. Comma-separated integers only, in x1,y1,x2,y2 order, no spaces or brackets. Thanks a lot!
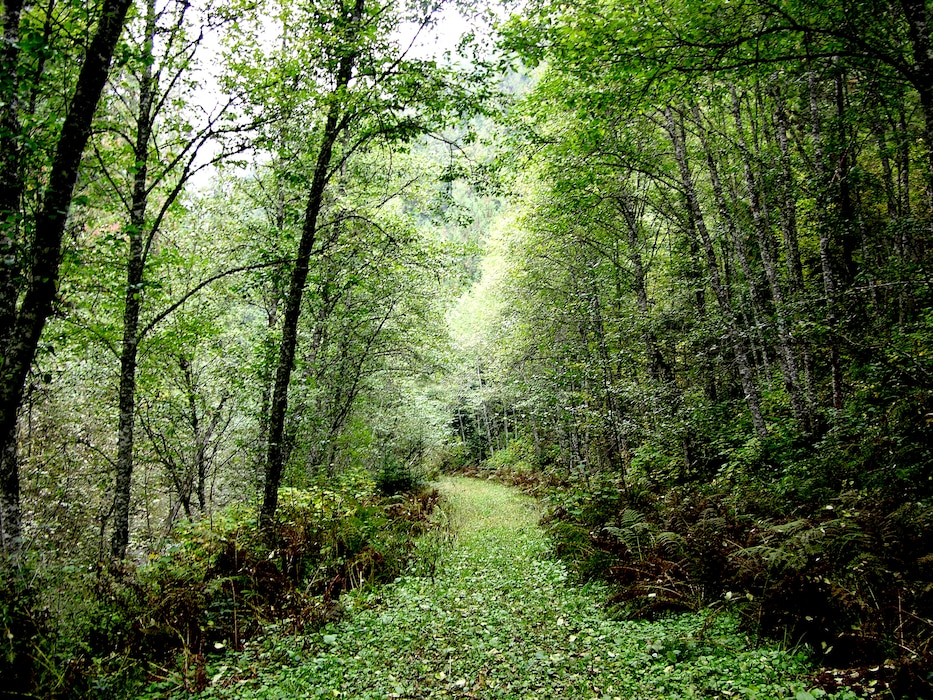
11,483,441,697
542,477,933,697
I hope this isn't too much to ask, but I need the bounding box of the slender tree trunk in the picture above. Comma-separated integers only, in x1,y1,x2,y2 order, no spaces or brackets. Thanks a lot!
901,0,933,214
615,195,672,383
896,110,912,324
529,404,541,459
0,0,134,558
692,104,773,381
615,193,693,473
255,182,285,478
665,106,768,440
178,356,208,512
771,85,818,412
876,125,899,219
478,366,496,457
809,70,844,411
0,430,20,561
456,407,467,445
897,110,912,222
832,70,858,288
586,270,626,476
260,0,365,530
730,88,810,432
110,0,156,561
770,87,805,291
256,307,277,479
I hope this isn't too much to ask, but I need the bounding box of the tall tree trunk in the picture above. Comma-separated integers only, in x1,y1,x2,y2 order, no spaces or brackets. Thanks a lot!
809,69,845,411
665,106,768,440
730,88,810,432
615,193,693,472
832,69,858,289
614,194,672,383
896,110,913,325
901,0,933,215
178,356,207,512
771,84,818,411
110,0,156,561
260,0,365,530
586,268,627,476
255,180,286,479
256,307,277,480
691,103,773,381
0,0,134,559
770,86,805,291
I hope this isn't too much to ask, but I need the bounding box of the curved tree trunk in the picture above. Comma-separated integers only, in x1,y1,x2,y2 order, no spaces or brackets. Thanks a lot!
259,0,365,531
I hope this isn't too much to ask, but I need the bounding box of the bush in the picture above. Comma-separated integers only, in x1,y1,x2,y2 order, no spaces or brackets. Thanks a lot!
8,482,441,697
541,477,933,698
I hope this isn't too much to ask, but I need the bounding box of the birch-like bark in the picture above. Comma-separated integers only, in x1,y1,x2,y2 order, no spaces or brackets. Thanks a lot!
730,88,810,432
691,103,773,381
810,69,844,411
771,85,818,412
665,106,768,440
770,86,805,292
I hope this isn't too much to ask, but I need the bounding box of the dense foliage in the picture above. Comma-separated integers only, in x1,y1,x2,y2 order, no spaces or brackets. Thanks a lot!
0,0,469,693
2,0,932,695
444,0,933,695
175,478,823,700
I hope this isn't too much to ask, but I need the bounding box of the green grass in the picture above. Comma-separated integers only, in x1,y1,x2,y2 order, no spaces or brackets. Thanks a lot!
164,478,834,699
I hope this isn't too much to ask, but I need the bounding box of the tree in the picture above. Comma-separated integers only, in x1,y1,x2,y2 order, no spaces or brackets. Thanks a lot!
490,0,933,497
90,0,246,561
250,0,467,528
1,0,134,560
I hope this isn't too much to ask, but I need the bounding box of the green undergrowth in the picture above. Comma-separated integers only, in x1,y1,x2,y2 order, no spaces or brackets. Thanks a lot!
172,477,835,700
5,472,439,698
470,441,933,698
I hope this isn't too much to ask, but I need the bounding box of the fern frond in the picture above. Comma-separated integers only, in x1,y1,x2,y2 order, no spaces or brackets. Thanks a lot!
655,530,686,557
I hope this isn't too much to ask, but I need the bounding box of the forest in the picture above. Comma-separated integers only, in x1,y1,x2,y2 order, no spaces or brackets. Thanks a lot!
1,0,932,697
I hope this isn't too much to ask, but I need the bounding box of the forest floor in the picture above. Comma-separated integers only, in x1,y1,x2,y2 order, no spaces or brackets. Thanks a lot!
191,477,819,699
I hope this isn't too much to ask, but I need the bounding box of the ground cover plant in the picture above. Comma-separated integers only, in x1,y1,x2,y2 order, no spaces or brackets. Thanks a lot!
470,450,933,698
3,0,933,697
173,477,848,700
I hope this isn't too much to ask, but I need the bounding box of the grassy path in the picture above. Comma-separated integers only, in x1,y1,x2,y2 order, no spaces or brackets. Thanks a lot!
200,478,812,699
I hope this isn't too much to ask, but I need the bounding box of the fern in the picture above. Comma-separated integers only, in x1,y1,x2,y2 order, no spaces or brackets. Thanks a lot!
733,517,869,575
603,509,657,561
732,543,796,572
655,531,686,558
